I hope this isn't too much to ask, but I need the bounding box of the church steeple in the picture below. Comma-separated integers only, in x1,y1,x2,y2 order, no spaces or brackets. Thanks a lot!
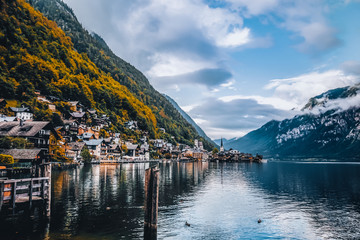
220,137,224,152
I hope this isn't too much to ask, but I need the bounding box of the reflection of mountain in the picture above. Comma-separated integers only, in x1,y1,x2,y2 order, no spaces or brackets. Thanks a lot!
224,84,360,158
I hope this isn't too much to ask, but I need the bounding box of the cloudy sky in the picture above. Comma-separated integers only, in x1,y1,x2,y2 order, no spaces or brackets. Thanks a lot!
63,0,360,139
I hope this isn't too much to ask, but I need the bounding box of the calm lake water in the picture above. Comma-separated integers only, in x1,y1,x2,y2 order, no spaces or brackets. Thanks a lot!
1,160,360,239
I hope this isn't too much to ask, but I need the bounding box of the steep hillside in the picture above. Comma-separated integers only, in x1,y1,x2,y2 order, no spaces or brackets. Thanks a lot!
30,0,212,148
226,84,360,159
0,0,158,134
164,94,217,149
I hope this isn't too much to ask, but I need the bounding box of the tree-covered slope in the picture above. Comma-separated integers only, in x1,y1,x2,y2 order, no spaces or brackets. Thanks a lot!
0,0,159,135
30,0,212,148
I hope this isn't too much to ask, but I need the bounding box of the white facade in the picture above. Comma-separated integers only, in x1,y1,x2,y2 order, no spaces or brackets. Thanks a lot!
16,112,33,120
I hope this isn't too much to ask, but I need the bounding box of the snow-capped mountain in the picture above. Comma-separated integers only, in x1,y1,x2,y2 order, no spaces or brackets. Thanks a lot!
225,83,360,159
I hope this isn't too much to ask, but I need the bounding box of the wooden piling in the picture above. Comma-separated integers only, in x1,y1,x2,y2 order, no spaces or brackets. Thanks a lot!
40,163,51,217
29,179,33,209
144,166,160,230
11,182,16,210
0,182,3,211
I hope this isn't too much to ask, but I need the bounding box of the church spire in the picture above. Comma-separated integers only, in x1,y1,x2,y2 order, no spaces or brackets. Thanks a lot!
220,137,224,152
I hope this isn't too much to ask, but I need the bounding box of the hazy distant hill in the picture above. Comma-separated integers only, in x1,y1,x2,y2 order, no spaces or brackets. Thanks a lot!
164,94,218,149
224,84,360,159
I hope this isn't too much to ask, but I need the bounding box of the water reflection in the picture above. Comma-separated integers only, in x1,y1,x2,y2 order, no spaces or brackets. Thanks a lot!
0,161,359,239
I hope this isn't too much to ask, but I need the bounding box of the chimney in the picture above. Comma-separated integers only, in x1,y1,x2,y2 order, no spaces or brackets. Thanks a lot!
20,118,24,126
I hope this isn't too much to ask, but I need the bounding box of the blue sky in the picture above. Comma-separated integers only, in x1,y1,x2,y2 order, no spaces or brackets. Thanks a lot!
63,0,360,139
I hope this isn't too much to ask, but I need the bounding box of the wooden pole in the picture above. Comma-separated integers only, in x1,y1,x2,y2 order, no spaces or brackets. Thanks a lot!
29,179,33,209
144,166,159,239
44,163,51,217
40,163,51,217
0,182,4,211
11,182,17,211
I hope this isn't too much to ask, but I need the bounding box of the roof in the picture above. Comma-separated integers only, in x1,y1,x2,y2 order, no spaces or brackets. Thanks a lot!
0,115,17,122
0,121,50,137
63,119,76,124
70,112,85,118
109,144,121,150
82,133,94,138
68,101,79,106
84,139,103,146
68,142,85,151
0,149,42,160
126,143,138,150
140,144,149,151
9,107,31,113
88,109,97,114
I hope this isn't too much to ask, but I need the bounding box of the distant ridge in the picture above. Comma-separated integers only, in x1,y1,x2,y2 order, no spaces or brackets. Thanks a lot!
164,94,218,148
223,84,360,159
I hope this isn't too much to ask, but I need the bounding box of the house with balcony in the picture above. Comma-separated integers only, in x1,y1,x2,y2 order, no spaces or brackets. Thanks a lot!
0,121,59,155
9,107,33,120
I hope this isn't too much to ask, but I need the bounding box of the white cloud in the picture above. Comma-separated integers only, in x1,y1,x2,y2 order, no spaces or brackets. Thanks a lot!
226,0,342,54
305,89,360,115
265,70,359,108
216,27,251,48
147,54,215,77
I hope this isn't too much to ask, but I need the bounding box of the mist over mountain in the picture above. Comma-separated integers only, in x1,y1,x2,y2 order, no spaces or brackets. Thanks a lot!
223,83,360,159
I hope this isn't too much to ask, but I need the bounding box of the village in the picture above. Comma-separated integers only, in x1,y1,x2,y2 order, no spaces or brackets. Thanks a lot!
0,93,216,174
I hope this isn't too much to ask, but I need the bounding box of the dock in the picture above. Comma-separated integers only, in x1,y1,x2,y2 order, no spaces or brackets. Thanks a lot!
0,164,51,216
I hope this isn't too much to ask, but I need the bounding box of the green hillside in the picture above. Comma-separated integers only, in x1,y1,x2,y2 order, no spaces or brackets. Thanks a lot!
30,0,212,148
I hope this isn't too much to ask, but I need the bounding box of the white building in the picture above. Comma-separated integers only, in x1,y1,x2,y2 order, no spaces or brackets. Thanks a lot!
10,107,33,120
84,139,104,158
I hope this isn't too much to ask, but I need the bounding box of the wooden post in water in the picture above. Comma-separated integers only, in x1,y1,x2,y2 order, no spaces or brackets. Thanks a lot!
0,182,4,211
40,163,51,217
144,166,159,239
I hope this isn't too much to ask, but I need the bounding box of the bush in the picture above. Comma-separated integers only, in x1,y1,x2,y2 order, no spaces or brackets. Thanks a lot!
0,154,14,165
81,146,92,164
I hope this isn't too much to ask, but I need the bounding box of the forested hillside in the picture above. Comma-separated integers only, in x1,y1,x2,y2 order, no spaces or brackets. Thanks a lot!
30,0,211,147
0,0,212,148
0,0,157,134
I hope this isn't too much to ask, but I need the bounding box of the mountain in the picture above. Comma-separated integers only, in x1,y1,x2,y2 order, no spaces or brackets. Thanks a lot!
29,0,214,148
225,84,360,159
213,138,237,147
0,0,213,148
164,94,217,149
0,0,159,133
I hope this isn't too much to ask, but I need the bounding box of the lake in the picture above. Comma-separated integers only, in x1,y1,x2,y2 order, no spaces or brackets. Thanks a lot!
1,160,360,239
